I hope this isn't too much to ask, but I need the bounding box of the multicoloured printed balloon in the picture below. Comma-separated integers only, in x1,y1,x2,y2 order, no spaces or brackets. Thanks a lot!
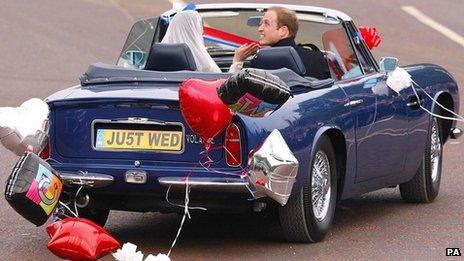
4,152,62,226
217,68,291,117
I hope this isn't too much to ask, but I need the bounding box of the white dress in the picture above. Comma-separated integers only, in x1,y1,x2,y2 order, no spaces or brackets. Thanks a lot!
161,10,243,73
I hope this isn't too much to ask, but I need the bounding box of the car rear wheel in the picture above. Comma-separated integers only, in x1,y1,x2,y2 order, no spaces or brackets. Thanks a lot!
278,135,337,243
400,115,442,203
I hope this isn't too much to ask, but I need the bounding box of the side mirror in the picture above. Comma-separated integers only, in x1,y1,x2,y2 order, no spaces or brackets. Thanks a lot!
126,50,147,69
247,16,262,27
379,57,399,72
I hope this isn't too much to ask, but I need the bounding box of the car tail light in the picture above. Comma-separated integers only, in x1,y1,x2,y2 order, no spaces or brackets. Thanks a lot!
39,139,50,159
224,123,242,167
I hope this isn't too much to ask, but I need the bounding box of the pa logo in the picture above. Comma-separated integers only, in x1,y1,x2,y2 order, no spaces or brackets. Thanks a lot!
446,248,461,256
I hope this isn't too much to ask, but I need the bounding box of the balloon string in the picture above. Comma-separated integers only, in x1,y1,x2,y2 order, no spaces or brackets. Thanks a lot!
199,144,256,200
74,185,83,217
198,144,248,178
165,146,212,257
58,202,78,218
201,147,214,169
54,170,85,219
412,80,462,118
167,177,190,257
411,81,464,122
164,184,207,211
165,142,257,257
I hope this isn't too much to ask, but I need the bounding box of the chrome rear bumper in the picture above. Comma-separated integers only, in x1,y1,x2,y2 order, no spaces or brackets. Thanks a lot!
57,172,249,193
158,177,249,193
59,172,114,188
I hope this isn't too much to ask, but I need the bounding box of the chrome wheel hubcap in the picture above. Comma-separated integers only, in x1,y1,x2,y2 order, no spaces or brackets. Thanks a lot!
311,151,331,221
430,118,441,182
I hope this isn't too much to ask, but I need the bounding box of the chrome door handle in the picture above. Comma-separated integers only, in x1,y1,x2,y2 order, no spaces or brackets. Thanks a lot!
407,98,424,107
344,99,364,107
406,101,420,107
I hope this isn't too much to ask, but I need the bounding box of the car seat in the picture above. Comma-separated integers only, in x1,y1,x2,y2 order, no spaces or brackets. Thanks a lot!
250,46,306,76
145,43,197,71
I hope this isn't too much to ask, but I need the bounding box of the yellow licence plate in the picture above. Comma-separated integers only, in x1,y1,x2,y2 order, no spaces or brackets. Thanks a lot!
95,129,183,151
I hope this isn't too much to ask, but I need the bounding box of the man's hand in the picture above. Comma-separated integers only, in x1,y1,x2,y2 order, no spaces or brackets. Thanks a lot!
233,43,260,63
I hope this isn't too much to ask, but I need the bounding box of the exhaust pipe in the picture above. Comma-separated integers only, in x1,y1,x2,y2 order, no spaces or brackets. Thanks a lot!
75,192,90,208
60,191,74,206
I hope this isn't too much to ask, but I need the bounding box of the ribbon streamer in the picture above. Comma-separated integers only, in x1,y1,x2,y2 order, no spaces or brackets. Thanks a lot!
167,178,190,257
411,82,464,122
386,67,464,122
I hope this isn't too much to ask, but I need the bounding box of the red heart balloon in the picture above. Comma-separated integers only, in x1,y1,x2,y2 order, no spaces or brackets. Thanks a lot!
179,79,232,150
46,217,120,261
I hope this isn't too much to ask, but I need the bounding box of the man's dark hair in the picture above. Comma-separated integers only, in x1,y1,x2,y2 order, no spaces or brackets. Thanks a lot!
268,6,299,38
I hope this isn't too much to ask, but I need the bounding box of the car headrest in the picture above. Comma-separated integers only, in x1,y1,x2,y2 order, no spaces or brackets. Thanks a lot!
145,43,197,71
251,46,306,76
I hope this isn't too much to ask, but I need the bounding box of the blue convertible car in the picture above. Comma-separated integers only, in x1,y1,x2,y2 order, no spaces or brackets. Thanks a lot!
43,4,460,242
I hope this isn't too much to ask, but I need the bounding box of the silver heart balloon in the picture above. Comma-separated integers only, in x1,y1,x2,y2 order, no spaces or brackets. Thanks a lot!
247,129,299,206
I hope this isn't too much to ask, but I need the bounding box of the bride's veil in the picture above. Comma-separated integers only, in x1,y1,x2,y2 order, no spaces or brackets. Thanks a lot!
161,11,222,73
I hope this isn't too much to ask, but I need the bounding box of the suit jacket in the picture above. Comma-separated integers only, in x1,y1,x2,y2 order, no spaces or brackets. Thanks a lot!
270,37,331,80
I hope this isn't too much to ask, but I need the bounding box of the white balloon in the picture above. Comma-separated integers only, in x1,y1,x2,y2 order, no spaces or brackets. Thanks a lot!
113,242,171,261
145,253,171,261
386,67,412,94
0,98,49,155
113,242,144,261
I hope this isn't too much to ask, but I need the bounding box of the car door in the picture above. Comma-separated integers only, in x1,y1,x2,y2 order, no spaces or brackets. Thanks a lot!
339,75,409,182
324,23,409,182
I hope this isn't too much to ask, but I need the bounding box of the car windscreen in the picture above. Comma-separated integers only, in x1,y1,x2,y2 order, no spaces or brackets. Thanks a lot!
117,18,158,69
115,9,360,80
200,10,341,55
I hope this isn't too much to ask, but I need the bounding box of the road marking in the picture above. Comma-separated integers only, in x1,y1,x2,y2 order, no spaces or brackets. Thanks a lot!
95,0,134,22
167,0,186,10
401,6,464,48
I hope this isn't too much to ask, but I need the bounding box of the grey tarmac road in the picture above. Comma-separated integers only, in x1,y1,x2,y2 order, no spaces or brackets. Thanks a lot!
0,0,463,260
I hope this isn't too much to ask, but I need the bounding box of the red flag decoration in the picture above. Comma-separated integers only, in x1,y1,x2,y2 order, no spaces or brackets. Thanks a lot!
358,26,381,50
203,26,257,49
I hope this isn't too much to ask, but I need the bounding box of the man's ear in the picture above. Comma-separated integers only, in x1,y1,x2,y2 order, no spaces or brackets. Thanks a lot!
279,25,290,38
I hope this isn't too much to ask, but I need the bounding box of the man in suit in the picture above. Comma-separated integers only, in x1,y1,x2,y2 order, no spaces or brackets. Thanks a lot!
233,6,331,79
